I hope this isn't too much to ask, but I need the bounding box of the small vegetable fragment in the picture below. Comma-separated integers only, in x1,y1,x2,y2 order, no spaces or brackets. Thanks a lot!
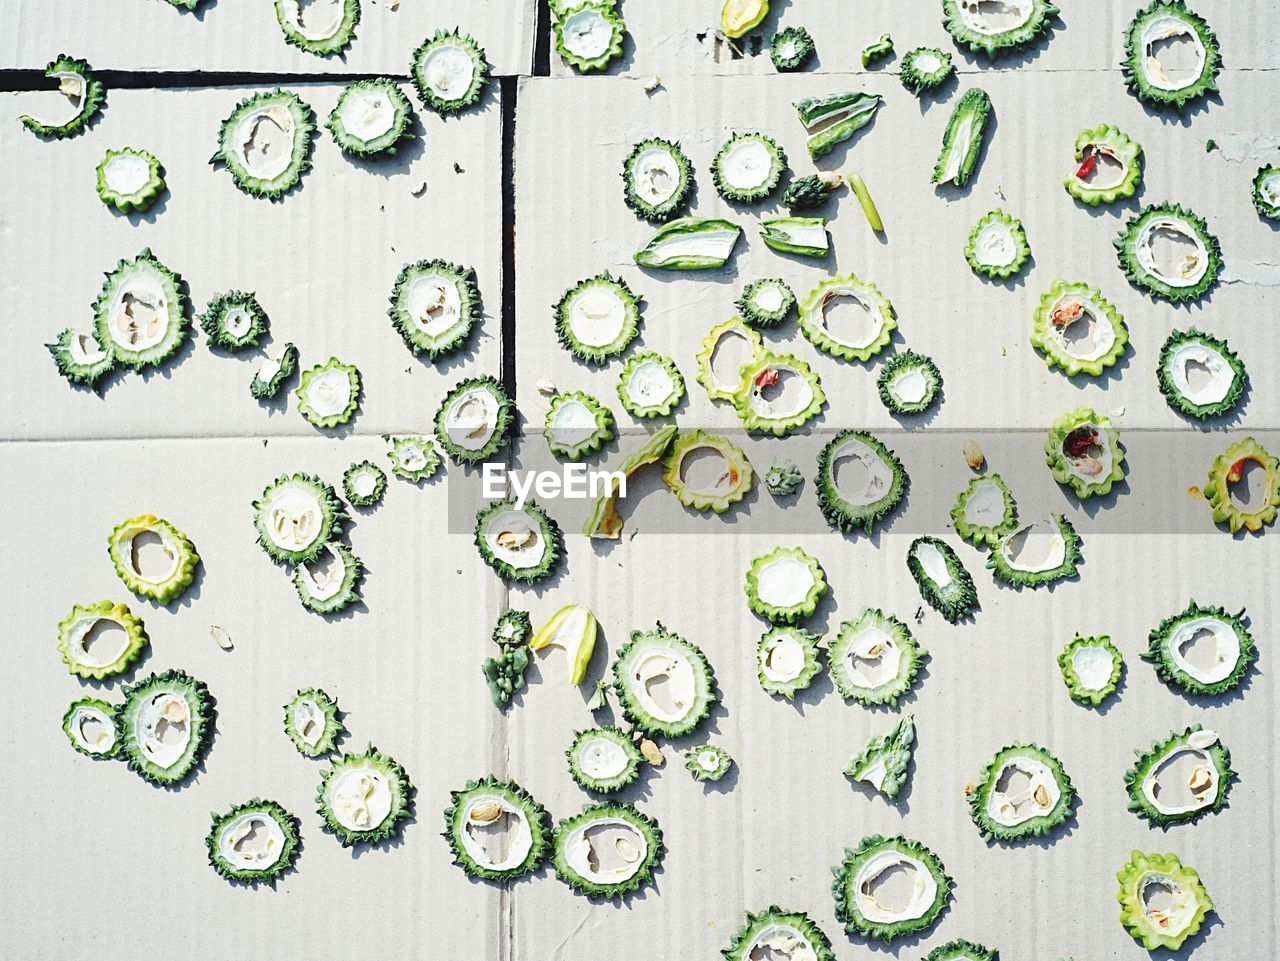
782,173,837,212
63,697,119,758
57,601,148,680
799,274,895,362
618,351,685,418
761,216,829,258
1058,635,1123,706
764,458,803,497
635,217,741,270
685,744,732,782
435,376,514,464
386,435,441,482
292,542,363,614
445,777,550,880
906,536,977,623
108,514,200,605
965,209,1029,278
988,514,1081,588
622,138,693,222
317,745,413,848
1064,124,1142,206
1116,851,1213,950
583,425,678,538
1122,1,1221,111
878,351,941,415
343,461,386,507
816,430,907,534
1115,203,1221,302
968,743,1076,843
19,55,105,139
474,500,564,584
736,278,796,327
1031,280,1128,377
756,626,821,698
250,343,298,399
567,727,642,793
544,390,615,460
96,147,164,213
832,835,951,941
1204,437,1280,533
211,90,315,199
1144,599,1255,696
962,440,984,470
1253,165,1280,219
552,802,663,900
556,272,642,364
933,88,992,187
1158,328,1245,420
483,609,532,708
554,2,626,73
206,799,300,885
861,33,893,68
721,0,769,38
828,608,925,705
712,132,786,203
530,604,598,685
771,26,815,71
284,688,344,757
199,291,268,352
296,357,360,428
900,47,953,96
274,0,359,56
327,78,414,157
733,351,825,435
93,248,189,371
950,474,1017,548
662,429,753,512
793,91,882,159
118,669,215,785
411,29,489,115
845,714,915,798
47,329,114,389
745,546,827,622
942,0,1058,57
845,172,883,232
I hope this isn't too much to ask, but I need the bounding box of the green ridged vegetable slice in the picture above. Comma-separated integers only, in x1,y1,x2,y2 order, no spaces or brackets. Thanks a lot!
685,744,732,781
292,541,362,614
1116,851,1213,950
968,743,1075,843
1030,279,1128,377
284,688,343,757
861,34,893,67
1253,165,1280,219
745,546,827,622
737,278,795,327
618,351,685,417
832,835,950,941
696,319,763,404
46,328,114,388
1057,635,1122,706
93,248,188,370
793,91,881,159
274,0,359,55
782,173,835,212
583,425,677,538
296,357,360,428
63,697,118,758
756,626,821,698
1064,124,1142,205
445,777,550,880
799,274,895,362
553,803,663,899
1045,407,1126,498
771,26,816,71
435,376,513,463
253,473,346,565
829,608,924,705
662,429,753,511
942,0,1058,56
760,216,829,258
845,714,914,798
386,435,441,482
1157,328,1246,419
568,727,642,793
907,536,977,623
96,147,164,212
206,799,300,884
474,500,563,583
211,90,314,198
635,217,741,269
900,47,953,96
878,351,941,415
199,290,267,351
1122,1,1220,111
250,343,298,399
724,907,834,961
118,669,215,785
555,2,625,72
733,350,824,435
988,514,1080,588
816,430,907,534
317,745,412,847
1204,437,1280,533
965,209,1029,278
924,939,998,961
713,132,786,203
1143,599,1255,695
327,78,414,156
108,514,199,605
1115,203,1221,302
621,138,693,222
545,390,615,460
556,272,641,364
411,30,488,115
721,0,769,38
20,55,105,139
343,460,386,507
388,259,480,359
1125,725,1233,827
933,88,992,187
613,624,716,737
57,600,148,679
950,474,1017,547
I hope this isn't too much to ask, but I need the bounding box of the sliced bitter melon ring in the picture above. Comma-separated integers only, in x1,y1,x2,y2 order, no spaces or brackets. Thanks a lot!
1157,328,1246,419
612,625,717,737
108,515,199,606
828,608,925,705
950,474,1017,547
756,626,822,699
118,669,215,785
968,743,1075,843
1125,725,1233,828
553,802,663,900
316,745,412,847
47,328,114,389
845,714,915,799
1122,1,1221,111
545,390,615,460
662,429,753,511
57,601,148,680
878,351,941,415
93,248,188,370
199,290,268,352
695,319,763,404
1045,407,1126,498
771,27,816,71
745,546,827,623
799,274,895,362
474,500,563,583
988,514,1080,588
1116,203,1221,302
907,536,977,623
19,55,105,139
435,376,514,463
933,88,992,187
411,30,489,115
211,90,314,199
96,147,164,213
621,138,693,223
737,278,795,328
618,352,685,418
296,357,360,428
63,697,119,758
327,78,414,157
388,260,481,359
206,799,300,884
733,351,825,436
965,209,1030,279
816,430,907,534
386,435,441,482
251,343,298,399
567,726,642,794
274,0,359,56
1143,599,1255,695
1058,635,1123,706
900,47,953,96
793,91,882,160
1030,280,1128,377
1204,437,1280,533
1116,851,1213,950
760,216,829,258
292,542,362,614
924,939,998,961
1064,124,1142,206
685,744,732,781
712,132,786,203
444,777,550,880
253,473,346,565
556,272,641,364
554,2,625,73
343,460,387,507
942,0,1058,57
1253,165,1280,219
724,907,834,961
832,835,951,942
635,217,742,270
285,688,344,757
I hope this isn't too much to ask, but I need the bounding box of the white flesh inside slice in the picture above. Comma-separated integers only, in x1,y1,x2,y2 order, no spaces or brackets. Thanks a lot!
1167,617,1240,685
830,436,893,507
71,705,116,753
986,755,1061,826
257,351,285,384
750,365,814,420
69,615,133,669
840,623,901,690
1259,171,1280,207
422,45,478,103
624,360,675,408
708,328,757,393
68,332,108,365
107,266,171,352
631,146,681,207
751,282,786,314
395,442,431,473
651,228,739,265
235,104,297,181
1000,518,1067,573
1071,644,1115,691
1140,16,1207,92
694,749,722,773
338,87,396,143
814,287,888,349
913,52,943,74
743,925,818,961
484,509,547,570
219,811,287,870
350,468,378,498
446,388,499,451
125,527,180,588
1060,422,1113,484
564,818,647,884
280,0,344,41
291,698,326,747
549,399,597,449
677,445,739,496
103,153,151,196
774,222,828,251
974,220,1017,267
577,736,630,781
854,850,938,924
220,307,254,339
1136,216,1209,288
1142,737,1219,815
1140,874,1197,935
569,287,626,347
462,795,534,871
1051,295,1116,362
408,273,464,337
136,691,193,771
265,484,325,553
298,544,347,601
756,555,816,610
1167,341,1234,406
964,479,1006,527
303,367,353,418
720,138,775,192
330,767,393,832
38,70,87,127
562,8,614,61
939,114,976,184
629,648,696,724
760,632,805,683
888,367,929,406
913,541,953,590
957,0,1035,35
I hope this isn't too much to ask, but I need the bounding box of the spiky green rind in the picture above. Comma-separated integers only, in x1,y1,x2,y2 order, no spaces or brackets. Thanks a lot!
760,216,829,258
878,351,941,415
964,209,1030,279
253,473,346,565
696,319,762,404
662,429,753,511
737,278,796,328
621,138,693,223
635,217,742,269
793,91,882,159
733,351,825,436
816,430,907,535
107,514,199,605
1124,725,1233,828
1157,328,1246,420
387,259,480,359
343,461,386,507
799,274,895,362
764,458,802,496
1122,1,1221,111
950,475,1017,548
295,357,360,428
1116,851,1213,950
1115,203,1222,302
556,272,641,364
199,290,268,351
745,546,827,622
274,0,359,55
483,646,529,708
907,536,977,623
724,907,834,961
292,542,362,614
554,2,625,72
861,34,894,68
117,669,215,785
251,343,298,399
411,30,489,115
1205,437,1280,533
613,625,717,737
63,697,119,758
493,609,532,648
1064,124,1142,205
1253,165,1280,219
1030,280,1128,377
46,329,114,388
1057,635,1123,706
987,514,1081,588
386,435,441,482
284,688,343,757
473,500,564,584
845,714,915,799
443,777,550,880
1044,408,1126,498
685,744,732,781
95,147,163,212
567,726,642,793
1143,599,1255,695
942,0,1058,56
545,390,615,460
326,78,413,156
20,56,105,138
782,175,833,212
712,132,786,203
900,47,953,95
316,745,412,847
552,803,663,899
832,835,951,941
434,375,514,464
618,351,685,418
756,626,821,698
57,601,148,679
933,87,992,186
206,799,300,884
828,608,925,705
92,248,188,369
211,91,314,198
771,27,816,71
923,939,998,961
968,743,1075,843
